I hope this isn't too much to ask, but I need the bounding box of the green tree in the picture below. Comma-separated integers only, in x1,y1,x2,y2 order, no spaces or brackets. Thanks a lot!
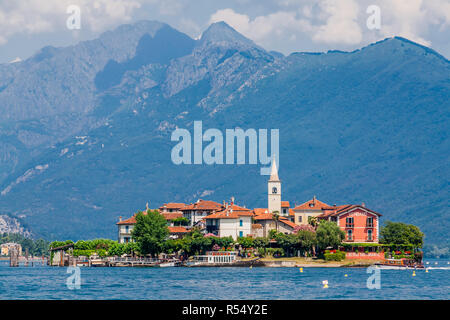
380,221,424,248
316,221,345,250
296,230,317,256
237,237,254,249
308,216,319,227
172,217,189,226
131,210,169,256
212,236,234,249
181,228,212,255
253,237,269,248
274,232,297,256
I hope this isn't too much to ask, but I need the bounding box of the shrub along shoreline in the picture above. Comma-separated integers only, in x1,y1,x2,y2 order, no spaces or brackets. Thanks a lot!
48,217,425,265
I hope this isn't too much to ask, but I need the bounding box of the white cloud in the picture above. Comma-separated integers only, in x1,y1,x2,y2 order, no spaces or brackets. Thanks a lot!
0,0,142,44
376,0,450,47
209,8,311,45
208,0,450,51
209,2,362,47
312,0,362,45
377,0,430,46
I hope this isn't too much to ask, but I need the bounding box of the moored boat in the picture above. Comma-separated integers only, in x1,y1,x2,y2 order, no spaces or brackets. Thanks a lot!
158,259,182,267
375,258,424,269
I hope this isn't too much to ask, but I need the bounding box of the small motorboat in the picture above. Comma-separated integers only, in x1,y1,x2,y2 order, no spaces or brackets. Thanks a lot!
158,259,182,267
375,258,424,270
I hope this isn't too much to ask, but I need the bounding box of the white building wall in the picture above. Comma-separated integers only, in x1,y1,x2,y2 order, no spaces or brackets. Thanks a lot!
218,217,252,240
118,225,134,243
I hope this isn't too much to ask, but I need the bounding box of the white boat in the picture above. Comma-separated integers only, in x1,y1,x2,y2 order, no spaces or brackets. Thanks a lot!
186,251,238,267
158,259,182,267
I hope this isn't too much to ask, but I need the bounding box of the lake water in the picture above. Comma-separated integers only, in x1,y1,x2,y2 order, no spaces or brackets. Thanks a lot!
0,259,448,300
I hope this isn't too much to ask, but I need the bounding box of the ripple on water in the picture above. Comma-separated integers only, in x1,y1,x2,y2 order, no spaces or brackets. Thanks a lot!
0,263,449,299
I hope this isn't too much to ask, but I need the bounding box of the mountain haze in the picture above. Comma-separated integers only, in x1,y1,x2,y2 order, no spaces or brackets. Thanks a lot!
0,21,448,245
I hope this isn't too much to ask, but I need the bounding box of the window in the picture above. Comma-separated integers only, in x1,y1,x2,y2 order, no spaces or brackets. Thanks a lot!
347,229,353,241
272,187,277,194
346,217,354,228
367,217,373,227
125,226,129,233
283,208,287,214
367,229,373,241
298,216,302,223
239,231,243,237
239,220,243,227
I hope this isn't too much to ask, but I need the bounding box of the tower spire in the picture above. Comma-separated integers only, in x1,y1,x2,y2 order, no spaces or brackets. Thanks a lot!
269,158,280,181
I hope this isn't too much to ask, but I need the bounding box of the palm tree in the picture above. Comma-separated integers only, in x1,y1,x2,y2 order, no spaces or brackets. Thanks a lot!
272,211,280,233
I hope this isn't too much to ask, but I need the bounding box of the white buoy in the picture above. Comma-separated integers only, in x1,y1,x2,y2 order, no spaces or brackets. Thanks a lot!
426,262,429,265
435,262,438,265
322,280,329,288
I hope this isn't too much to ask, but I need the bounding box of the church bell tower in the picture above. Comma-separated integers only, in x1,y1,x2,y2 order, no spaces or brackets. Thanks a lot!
268,159,281,214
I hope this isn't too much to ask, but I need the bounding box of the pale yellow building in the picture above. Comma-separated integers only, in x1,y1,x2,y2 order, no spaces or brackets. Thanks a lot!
292,196,331,225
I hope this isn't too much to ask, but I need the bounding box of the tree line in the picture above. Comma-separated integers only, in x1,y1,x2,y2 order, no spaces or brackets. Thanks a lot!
0,233,50,256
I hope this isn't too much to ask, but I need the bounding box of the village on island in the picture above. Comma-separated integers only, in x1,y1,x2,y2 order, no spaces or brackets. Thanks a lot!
2,160,423,269
34,159,425,269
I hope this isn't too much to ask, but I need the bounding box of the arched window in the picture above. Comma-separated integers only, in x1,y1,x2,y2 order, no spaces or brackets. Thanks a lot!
272,187,277,194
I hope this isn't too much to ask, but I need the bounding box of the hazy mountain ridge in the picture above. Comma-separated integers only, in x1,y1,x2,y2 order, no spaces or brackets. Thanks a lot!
0,21,448,244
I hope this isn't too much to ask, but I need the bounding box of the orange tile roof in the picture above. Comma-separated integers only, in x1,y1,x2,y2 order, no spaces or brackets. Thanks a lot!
162,212,183,220
253,213,274,220
289,209,295,216
281,201,290,207
253,208,269,215
159,203,186,210
180,200,223,211
204,204,253,219
318,204,382,218
252,224,263,229
278,217,297,229
168,226,188,233
293,197,330,210
116,216,137,225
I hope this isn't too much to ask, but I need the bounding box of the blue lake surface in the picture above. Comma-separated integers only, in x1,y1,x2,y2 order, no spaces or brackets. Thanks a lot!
0,259,449,300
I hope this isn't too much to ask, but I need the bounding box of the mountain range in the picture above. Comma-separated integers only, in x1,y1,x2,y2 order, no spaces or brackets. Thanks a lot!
0,20,448,246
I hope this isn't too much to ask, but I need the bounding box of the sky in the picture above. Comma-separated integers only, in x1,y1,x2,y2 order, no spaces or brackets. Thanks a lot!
0,0,449,63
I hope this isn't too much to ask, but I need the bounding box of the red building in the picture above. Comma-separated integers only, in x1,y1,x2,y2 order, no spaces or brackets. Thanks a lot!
319,204,382,243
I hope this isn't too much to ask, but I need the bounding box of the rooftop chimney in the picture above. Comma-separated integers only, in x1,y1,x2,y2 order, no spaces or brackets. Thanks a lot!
146,202,149,211
119,216,122,222
362,202,366,207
